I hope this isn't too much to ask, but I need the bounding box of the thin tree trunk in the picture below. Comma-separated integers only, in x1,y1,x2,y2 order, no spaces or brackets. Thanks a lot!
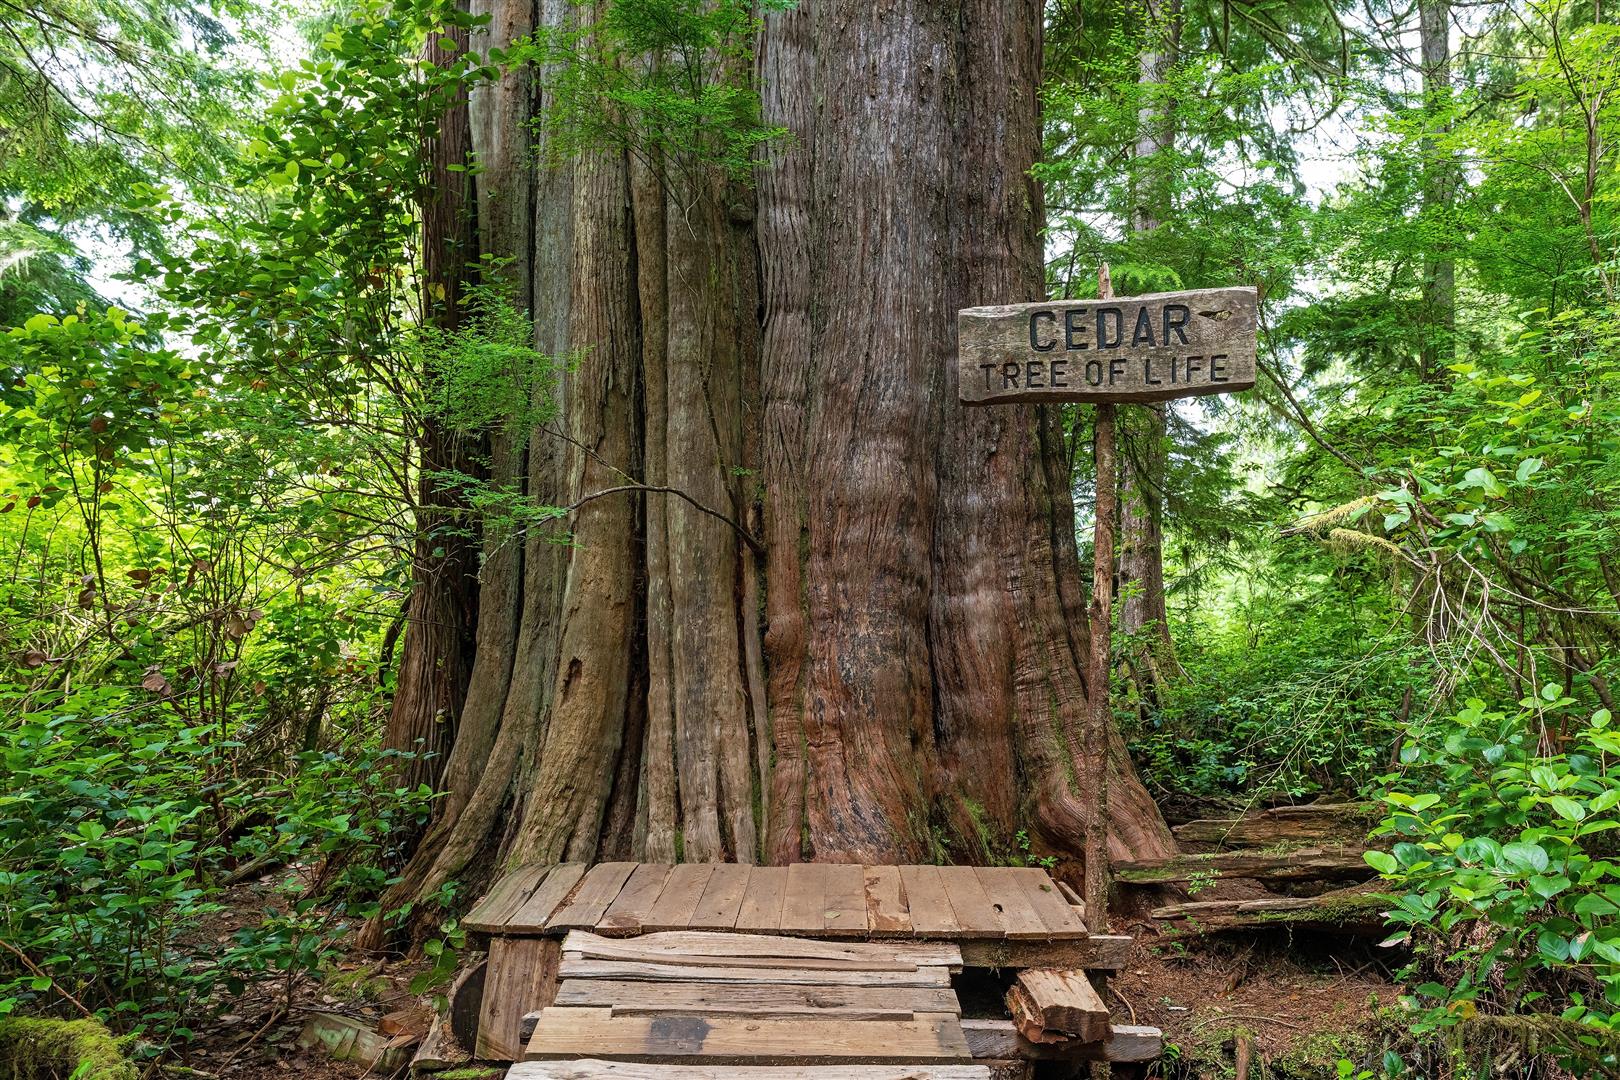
1418,0,1455,376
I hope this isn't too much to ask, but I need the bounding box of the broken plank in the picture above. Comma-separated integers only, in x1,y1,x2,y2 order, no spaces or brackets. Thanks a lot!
1007,969,1109,1043
561,930,961,970
476,937,560,1061
959,936,1131,972
864,865,912,935
556,958,952,987
961,1019,1160,1063
546,862,639,931
525,1008,972,1063
642,864,718,933
688,863,751,931
509,1062,993,1079
464,863,551,932
898,865,960,936
507,863,588,933
822,862,868,937
1114,847,1375,885
735,866,789,933
597,864,673,937
553,979,960,1019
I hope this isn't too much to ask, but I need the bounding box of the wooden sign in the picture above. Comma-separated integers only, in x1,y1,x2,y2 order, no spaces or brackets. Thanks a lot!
957,286,1258,405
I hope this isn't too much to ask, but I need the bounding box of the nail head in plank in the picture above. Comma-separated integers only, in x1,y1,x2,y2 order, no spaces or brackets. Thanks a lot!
557,958,952,987
642,864,718,932
688,863,751,930
476,936,560,1060
525,1008,973,1063
561,930,961,969
553,978,960,1019
1008,867,1089,937
735,866,789,932
598,864,674,937
510,1060,994,1078
547,862,639,932
506,863,588,933
864,865,913,935
936,866,1006,939
821,863,867,937
779,862,831,933
973,866,1050,941
464,863,551,932
898,865,961,936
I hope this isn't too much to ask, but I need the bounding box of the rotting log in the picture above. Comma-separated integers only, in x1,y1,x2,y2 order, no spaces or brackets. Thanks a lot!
1005,968,1109,1043
961,1019,1160,1063
1151,888,1387,935
1171,803,1376,848
1113,846,1376,885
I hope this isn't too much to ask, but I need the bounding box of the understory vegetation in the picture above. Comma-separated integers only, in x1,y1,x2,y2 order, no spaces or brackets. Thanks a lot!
2,0,1618,1076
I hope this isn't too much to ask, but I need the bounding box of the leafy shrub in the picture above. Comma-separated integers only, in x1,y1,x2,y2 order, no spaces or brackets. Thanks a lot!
1369,693,1620,1074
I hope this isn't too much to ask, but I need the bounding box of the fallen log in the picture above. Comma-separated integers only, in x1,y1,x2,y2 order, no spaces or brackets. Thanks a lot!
1151,888,1387,935
1113,846,1376,885
1172,803,1376,848
1004,969,1109,1043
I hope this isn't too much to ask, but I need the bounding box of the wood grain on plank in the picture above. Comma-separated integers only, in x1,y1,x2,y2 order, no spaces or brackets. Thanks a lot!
821,862,867,937
779,862,830,933
688,863,751,930
525,1008,972,1063
642,864,718,933
864,865,912,935
553,979,960,1019
1007,969,1109,1043
509,1061,993,1079
734,866,788,933
507,863,588,933
561,930,961,970
974,867,1048,940
898,865,959,936
598,864,674,937
959,936,1131,972
547,862,639,931
960,1019,1160,1063
1007,867,1088,937
937,866,1005,939
476,937,560,1060
556,959,952,987
464,863,551,932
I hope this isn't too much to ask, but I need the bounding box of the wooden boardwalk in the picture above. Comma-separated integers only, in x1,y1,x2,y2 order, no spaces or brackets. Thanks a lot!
454,863,1159,1079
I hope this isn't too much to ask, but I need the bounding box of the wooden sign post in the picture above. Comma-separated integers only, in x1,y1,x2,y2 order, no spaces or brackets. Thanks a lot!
957,276,1258,928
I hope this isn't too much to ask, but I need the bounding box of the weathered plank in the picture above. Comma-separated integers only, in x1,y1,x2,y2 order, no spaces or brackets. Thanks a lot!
507,863,588,933
961,1019,1160,1063
822,862,868,937
509,1062,993,1079
598,864,674,937
642,864,718,933
1114,847,1375,885
553,979,959,1019
547,862,639,931
958,936,1131,972
898,865,959,936
556,959,953,987
464,863,550,932
476,937,560,1060
525,1008,973,1064
561,930,961,970
973,867,1047,941
958,287,1258,405
864,865,913,935
1006,867,1088,937
937,866,1005,940
779,862,831,934
1172,803,1377,847
735,866,789,933
1006,969,1109,1043
688,863,751,931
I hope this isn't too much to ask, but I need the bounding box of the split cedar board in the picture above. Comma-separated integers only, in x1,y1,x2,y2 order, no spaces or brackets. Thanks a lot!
957,286,1258,405
466,862,1094,945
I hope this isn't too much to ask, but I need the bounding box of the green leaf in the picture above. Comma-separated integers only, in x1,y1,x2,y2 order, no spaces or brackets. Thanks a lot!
1365,850,1399,875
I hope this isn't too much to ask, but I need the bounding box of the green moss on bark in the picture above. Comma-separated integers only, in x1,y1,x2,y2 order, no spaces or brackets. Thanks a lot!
0,1016,137,1080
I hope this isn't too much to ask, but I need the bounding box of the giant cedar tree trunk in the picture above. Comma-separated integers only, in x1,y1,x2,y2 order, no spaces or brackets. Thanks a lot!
380,16,483,796
373,0,1176,937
